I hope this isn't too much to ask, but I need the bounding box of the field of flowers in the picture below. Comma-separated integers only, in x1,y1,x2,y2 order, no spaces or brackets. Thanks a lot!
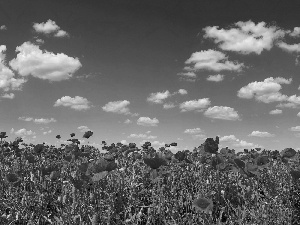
0,131,300,225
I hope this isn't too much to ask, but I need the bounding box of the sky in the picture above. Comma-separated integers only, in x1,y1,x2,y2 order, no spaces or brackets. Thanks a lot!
1,0,300,152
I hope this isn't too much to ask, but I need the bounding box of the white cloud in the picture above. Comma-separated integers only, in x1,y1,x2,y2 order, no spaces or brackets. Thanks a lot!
297,112,300,117
277,42,300,53
78,125,92,132
185,49,244,72
14,128,36,136
237,77,291,103
18,117,33,122
179,98,211,112
43,130,52,135
147,90,171,104
184,128,203,134
289,27,300,37
0,25,7,30
54,30,69,38
137,117,159,127
177,71,196,78
34,118,57,124
192,134,207,140
0,45,26,92
128,133,157,139
248,131,275,137
204,21,285,54
269,109,282,115
206,74,224,82
163,102,176,109
234,140,256,148
54,96,91,110
290,126,300,132
178,89,188,95
220,135,238,142
102,100,136,115
204,106,240,121
33,19,69,37
9,42,81,82
35,39,44,44
124,119,132,124
2,93,15,99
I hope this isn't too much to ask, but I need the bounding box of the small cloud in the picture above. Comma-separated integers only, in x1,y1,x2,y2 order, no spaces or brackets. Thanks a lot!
102,100,136,116
33,19,69,37
192,134,207,140
204,106,240,121
34,118,57,124
289,27,300,37
248,131,275,137
18,117,33,122
220,135,238,142
297,112,300,117
290,126,300,132
163,102,176,109
35,39,44,44
14,128,36,136
0,25,7,30
2,93,15,99
137,117,159,127
277,42,300,53
179,98,211,112
184,128,203,134
184,49,244,72
269,109,282,115
78,126,92,132
54,96,91,111
43,130,52,135
206,74,224,82
147,90,171,104
178,89,188,95
124,119,132,124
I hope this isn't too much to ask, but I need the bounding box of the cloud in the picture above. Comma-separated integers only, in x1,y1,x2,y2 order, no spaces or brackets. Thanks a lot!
184,128,203,134
54,96,91,110
220,135,238,142
178,89,188,95
185,49,244,72
0,25,7,30
128,133,157,139
163,102,176,109
33,19,69,37
233,140,257,148
18,117,33,122
248,131,275,137
78,125,92,132
204,106,240,120
177,71,196,78
237,77,291,103
9,42,81,82
206,74,224,82
124,119,132,124
289,27,300,37
43,130,52,135
14,128,36,136
2,93,15,99
137,117,159,127
290,126,300,132
0,45,26,92
204,21,285,54
34,118,57,124
269,109,282,115
147,90,171,104
179,98,211,112
277,42,300,53
102,100,137,116
297,112,300,117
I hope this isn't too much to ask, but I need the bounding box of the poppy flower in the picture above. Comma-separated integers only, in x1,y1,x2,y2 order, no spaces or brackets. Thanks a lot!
129,143,136,148
70,133,75,137
165,144,170,147
192,197,214,214
256,156,269,167
175,151,185,161
56,135,61,139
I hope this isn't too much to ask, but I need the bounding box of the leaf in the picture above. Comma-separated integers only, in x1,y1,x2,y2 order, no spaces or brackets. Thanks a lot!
281,148,296,158
290,170,300,180
234,158,245,170
143,157,167,169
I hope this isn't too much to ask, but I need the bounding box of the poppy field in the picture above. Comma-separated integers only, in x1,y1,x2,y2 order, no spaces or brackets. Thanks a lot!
0,131,300,225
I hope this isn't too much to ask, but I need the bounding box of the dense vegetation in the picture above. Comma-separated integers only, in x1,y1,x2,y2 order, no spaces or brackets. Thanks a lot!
0,131,299,224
